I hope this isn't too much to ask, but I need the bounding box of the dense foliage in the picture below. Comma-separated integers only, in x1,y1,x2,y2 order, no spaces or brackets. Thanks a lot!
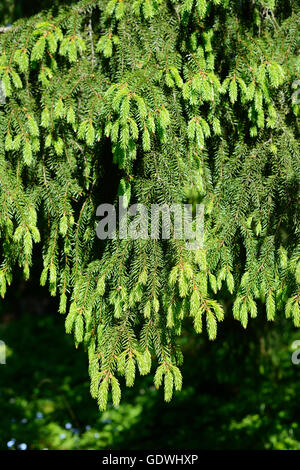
0,0,299,410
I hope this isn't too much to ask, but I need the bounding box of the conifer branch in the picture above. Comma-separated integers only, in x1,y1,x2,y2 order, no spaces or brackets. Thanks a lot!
0,0,299,411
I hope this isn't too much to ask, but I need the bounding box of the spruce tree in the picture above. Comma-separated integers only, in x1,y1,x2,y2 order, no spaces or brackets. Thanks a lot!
0,0,299,410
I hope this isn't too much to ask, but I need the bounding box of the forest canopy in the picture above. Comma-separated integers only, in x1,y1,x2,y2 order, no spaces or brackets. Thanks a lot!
0,0,299,410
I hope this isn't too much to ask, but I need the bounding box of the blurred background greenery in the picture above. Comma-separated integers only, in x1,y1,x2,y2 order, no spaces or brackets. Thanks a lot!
1,272,300,450
0,0,75,25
